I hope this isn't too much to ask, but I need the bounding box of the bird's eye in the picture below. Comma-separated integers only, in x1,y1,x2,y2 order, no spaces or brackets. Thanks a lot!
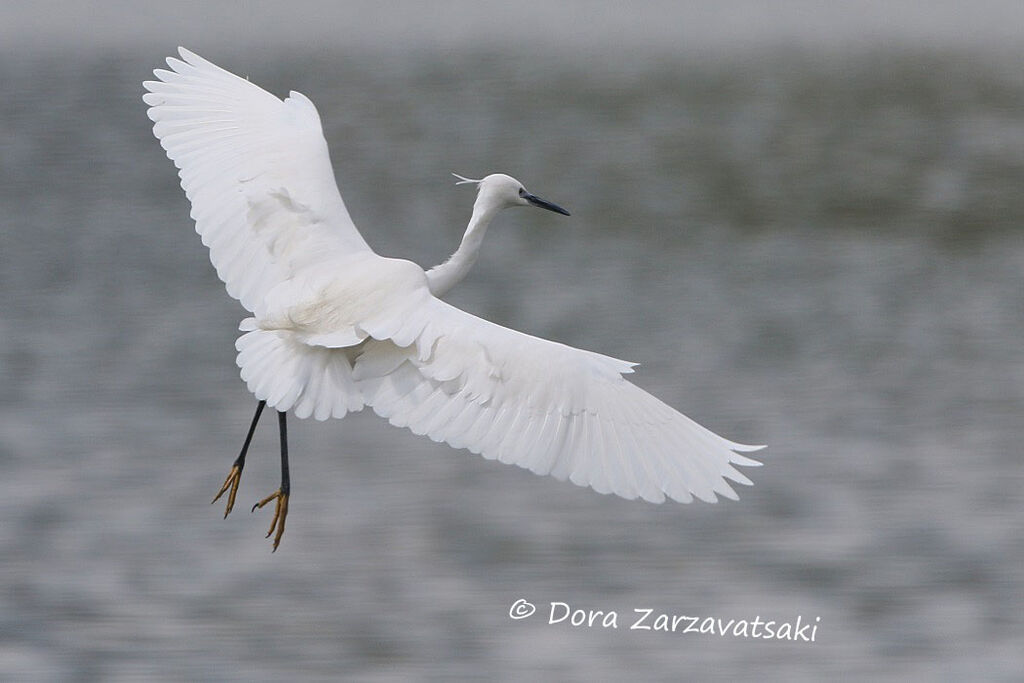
518,188,527,197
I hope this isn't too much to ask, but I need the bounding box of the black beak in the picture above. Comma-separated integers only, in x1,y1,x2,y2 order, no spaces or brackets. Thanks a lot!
523,192,571,216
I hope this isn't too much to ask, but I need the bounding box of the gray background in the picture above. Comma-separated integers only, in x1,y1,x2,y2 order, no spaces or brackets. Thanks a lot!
2,2,1022,680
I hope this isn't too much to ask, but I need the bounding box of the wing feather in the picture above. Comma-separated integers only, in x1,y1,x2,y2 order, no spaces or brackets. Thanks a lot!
144,48,372,313
354,296,763,504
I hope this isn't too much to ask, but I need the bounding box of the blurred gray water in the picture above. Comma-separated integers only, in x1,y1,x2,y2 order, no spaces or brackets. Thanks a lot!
1,42,1023,681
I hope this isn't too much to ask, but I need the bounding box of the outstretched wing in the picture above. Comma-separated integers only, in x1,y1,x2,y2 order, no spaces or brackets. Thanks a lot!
143,48,372,313
350,296,764,504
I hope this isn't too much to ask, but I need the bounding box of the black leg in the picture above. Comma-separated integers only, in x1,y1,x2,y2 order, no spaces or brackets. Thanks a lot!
279,411,290,497
252,409,291,552
212,400,266,517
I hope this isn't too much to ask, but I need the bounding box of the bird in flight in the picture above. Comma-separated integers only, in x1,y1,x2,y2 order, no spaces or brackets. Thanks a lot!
143,48,764,551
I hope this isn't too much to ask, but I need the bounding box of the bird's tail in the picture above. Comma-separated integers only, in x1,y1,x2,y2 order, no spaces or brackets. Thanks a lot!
235,324,364,420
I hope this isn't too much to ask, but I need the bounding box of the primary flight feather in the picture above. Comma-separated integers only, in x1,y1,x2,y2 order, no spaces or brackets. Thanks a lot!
143,48,764,550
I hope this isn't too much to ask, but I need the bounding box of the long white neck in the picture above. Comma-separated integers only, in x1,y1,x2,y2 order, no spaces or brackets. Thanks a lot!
426,199,501,297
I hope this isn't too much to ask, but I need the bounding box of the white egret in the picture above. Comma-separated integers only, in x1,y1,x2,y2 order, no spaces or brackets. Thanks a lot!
143,48,765,551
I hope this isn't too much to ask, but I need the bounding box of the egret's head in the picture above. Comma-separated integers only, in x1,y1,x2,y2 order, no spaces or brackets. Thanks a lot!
453,172,570,216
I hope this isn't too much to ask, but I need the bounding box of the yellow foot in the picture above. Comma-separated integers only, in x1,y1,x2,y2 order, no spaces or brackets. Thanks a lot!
211,464,243,518
252,489,289,552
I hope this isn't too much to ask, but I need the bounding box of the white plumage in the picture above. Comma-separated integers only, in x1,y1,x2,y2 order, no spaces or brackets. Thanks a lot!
144,48,764,515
